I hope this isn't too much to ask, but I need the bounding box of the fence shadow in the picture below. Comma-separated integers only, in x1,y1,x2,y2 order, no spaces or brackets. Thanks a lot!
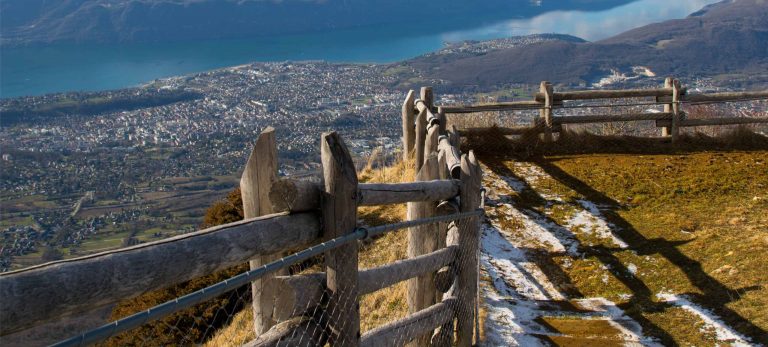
481,158,677,344
531,156,768,343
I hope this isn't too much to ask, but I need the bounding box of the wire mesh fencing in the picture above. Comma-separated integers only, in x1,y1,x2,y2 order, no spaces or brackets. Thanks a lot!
50,209,483,347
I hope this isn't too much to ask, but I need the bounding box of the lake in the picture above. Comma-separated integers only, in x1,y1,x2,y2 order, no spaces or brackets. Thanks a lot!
0,0,718,98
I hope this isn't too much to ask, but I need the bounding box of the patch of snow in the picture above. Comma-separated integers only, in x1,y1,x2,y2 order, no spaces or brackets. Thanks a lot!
567,199,629,248
480,222,552,346
632,66,656,77
482,222,566,301
497,203,580,255
627,263,638,275
656,293,755,346
592,66,655,87
576,298,661,345
497,174,527,194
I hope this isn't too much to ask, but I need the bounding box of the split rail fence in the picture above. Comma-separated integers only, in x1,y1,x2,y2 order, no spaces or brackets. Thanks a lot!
0,88,484,347
444,78,768,142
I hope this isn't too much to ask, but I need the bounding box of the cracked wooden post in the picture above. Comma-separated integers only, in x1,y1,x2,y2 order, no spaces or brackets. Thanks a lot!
406,154,440,347
321,132,360,347
540,81,554,142
659,77,674,137
420,86,434,114
671,79,682,143
437,106,446,135
424,123,440,164
456,151,482,347
402,90,416,161
414,107,427,174
241,126,286,336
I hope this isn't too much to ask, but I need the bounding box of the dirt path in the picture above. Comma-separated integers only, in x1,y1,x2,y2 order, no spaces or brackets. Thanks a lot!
478,160,755,346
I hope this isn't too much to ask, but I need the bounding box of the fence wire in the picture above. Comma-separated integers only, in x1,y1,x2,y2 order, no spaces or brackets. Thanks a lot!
52,209,484,347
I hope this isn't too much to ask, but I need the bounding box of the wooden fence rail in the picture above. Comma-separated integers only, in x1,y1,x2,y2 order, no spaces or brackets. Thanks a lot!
440,78,767,143
0,212,321,335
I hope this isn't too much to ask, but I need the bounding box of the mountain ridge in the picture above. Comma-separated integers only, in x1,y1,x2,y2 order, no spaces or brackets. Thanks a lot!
401,0,768,89
0,0,634,47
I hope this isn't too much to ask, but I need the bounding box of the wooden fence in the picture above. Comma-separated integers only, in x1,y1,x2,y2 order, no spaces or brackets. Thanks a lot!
0,87,483,347
441,78,768,143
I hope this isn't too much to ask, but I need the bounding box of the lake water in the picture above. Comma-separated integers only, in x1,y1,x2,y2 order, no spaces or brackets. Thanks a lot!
0,0,717,98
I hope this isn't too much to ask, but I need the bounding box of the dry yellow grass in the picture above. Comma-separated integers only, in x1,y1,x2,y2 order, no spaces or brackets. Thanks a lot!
203,308,254,347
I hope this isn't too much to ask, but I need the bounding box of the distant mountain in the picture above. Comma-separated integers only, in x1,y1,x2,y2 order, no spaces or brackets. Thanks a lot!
0,0,634,47
402,0,768,88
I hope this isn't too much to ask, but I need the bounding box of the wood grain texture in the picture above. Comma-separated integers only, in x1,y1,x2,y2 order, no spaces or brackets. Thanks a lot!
269,180,460,213
656,117,768,127
441,100,542,113
244,316,327,347
272,246,457,319
424,124,440,162
414,108,427,174
438,136,461,179
671,79,682,143
455,151,482,347
420,86,434,113
436,107,446,135
554,112,673,124
361,298,456,347
678,90,768,103
535,87,673,101
269,178,322,213
406,154,440,347
402,90,416,161
659,77,674,136
242,127,285,335
321,132,360,347
0,212,321,335
540,81,554,142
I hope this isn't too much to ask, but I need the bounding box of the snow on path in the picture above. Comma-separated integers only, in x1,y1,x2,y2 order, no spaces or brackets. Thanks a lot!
656,293,756,346
480,160,755,347
481,164,654,346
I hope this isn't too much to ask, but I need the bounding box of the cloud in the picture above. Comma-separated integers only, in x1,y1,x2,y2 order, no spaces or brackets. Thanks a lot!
442,0,718,42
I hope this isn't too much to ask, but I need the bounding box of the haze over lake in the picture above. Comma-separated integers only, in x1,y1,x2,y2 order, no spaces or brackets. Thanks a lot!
1,0,718,98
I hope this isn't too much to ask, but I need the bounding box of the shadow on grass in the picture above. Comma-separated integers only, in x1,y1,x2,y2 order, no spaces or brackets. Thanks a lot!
482,159,678,344
531,158,767,343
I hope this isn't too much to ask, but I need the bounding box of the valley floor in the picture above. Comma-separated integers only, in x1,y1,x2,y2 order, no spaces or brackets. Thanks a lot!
478,152,768,346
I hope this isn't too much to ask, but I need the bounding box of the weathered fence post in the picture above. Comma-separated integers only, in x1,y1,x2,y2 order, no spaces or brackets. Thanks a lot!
540,81,554,142
437,106,446,135
424,123,440,164
414,108,427,174
420,86,434,113
406,154,440,347
241,126,286,336
402,90,416,161
456,151,482,347
321,132,360,347
671,79,682,143
659,77,674,137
